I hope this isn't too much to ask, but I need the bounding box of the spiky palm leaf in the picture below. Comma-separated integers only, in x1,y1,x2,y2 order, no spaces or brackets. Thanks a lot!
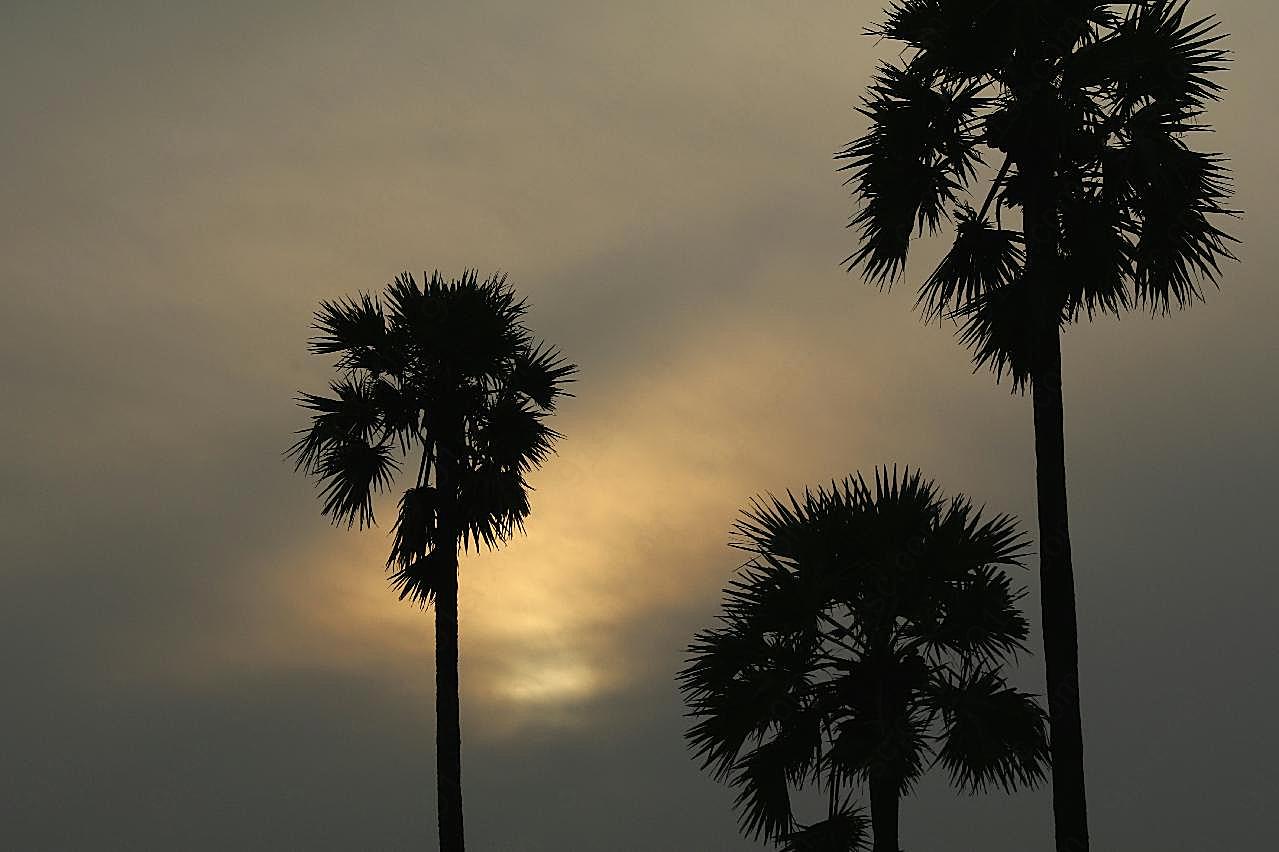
837,64,988,282
782,810,871,852
918,208,1024,320
925,665,1050,793
313,436,399,529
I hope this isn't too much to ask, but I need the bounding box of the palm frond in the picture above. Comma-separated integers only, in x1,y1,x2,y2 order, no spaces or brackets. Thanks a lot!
956,277,1041,389
895,494,1030,659
773,703,827,787
720,552,847,641
875,0,1033,81
388,548,447,607
731,739,797,841
385,269,524,377
287,378,385,471
930,496,1028,574
446,271,528,374
477,396,562,473
782,809,871,852
308,292,389,372
926,666,1049,793
455,464,530,551
682,683,775,781
510,342,577,411
870,464,938,516
1060,193,1134,318
388,485,439,571
829,705,931,795
314,436,399,528
1071,0,1228,114
907,565,1030,661
383,271,427,328
733,489,834,565
1123,129,1237,311
917,208,1024,320
680,623,817,780
838,64,987,283
369,377,421,452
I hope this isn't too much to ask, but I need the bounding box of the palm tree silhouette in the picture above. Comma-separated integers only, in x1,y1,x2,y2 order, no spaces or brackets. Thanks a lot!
680,469,1048,852
837,4,1236,848
287,270,576,852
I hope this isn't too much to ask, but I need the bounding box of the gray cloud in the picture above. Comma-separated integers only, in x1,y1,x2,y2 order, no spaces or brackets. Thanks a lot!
3,0,1277,849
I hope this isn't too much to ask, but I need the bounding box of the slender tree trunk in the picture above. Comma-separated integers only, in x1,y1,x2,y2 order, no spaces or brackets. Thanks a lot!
435,551,464,851
1023,140,1089,852
1031,331,1088,852
868,773,899,852
435,425,465,852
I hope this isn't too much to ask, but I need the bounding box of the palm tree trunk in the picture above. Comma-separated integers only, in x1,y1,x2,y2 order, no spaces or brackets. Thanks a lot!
1023,140,1090,852
435,427,465,852
868,772,899,852
435,551,464,851
1031,330,1088,852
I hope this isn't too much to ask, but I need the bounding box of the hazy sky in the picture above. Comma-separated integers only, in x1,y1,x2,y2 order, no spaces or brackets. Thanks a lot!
3,1,1277,849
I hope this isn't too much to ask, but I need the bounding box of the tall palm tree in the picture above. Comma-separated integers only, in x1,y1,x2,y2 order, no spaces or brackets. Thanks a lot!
287,270,576,852
680,469,1049,852
837,3,1236,848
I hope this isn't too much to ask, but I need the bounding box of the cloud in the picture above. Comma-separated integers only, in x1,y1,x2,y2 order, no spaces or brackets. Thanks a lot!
3,0,1278,849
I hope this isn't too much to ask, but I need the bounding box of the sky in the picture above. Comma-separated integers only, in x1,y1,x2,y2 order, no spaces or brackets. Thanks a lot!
3,1,1277,849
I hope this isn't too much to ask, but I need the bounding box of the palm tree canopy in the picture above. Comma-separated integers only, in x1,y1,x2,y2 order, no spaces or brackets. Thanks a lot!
839,0,1237,386
679,469,1048,846
287,270,576,605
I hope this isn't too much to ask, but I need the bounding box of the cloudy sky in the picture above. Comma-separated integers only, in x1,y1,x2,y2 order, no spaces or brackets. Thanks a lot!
4,1,1277,849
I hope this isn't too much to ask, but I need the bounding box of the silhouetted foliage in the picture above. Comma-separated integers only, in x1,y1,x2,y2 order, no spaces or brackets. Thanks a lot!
288,270,576,852
838,4,1236,849
680,469,1048,852
840,0,1236,383
289,270,575,598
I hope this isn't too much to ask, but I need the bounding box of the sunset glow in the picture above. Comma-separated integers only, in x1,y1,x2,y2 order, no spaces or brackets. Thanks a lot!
5,2,1275,849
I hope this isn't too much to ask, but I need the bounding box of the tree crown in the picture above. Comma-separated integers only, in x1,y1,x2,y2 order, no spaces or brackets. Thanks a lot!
288,270,576,605
840,0,1237,386
680,468,1048,847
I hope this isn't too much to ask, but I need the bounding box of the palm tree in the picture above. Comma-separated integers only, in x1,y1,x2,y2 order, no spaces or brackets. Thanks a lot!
680,469,1049,852
287,270,576,852
837,3,1236,848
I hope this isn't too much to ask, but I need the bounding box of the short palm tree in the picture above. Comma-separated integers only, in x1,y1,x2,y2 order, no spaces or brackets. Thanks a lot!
288,270,576,852
837,3,1236,848
680,469,1048,852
